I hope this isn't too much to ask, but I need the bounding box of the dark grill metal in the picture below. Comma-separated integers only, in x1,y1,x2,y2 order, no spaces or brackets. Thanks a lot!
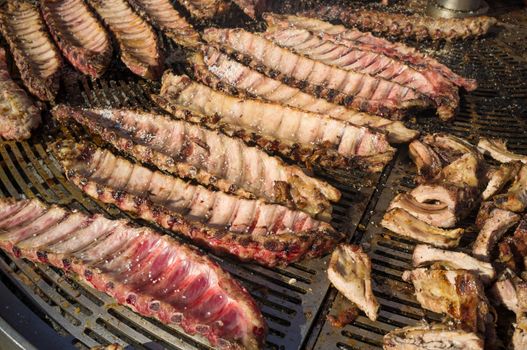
0,0,526,349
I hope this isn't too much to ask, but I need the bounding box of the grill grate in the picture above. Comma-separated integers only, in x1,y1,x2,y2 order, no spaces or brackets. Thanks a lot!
0,0,527,349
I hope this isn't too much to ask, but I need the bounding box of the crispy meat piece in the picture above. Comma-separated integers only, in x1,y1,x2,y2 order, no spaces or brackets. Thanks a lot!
412,244,495,285
483,162,521,200
0,48,40,140
388,194,456,228
202,28,430,118
478,138,527,164
87,0,163,80
381,208,463,248
191,48,418,144
408,140,443,183
490,271,527,314
0,198,266,349
156,73,395,173
383,323,483,350
231,0,268,19
327,244,379,321
497,216,527,272
423,133,482,164
41,0,112,78
50,140,344,267
0,0,62,101
52,105,340,221
493,164,527,212
178,0,230,20
513,315,527,350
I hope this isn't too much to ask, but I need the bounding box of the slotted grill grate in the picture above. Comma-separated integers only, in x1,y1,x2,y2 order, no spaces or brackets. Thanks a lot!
0,0,527,349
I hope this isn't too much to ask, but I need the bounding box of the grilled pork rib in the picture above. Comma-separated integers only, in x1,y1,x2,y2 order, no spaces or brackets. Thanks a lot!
0,198,266,349
0,48,40,140
156,73,396,173
202,28,429,118
388,194,456,228
267,14,476,91
478,138,527,164
423,133,482,164
381,208,463,248
50,140,343,267
490,271,527,314
513,315,527,350
483,162,521,200
493,164,527,212
408,140,443,183
0,0,62,101
383,324,484,350
327,244,379,321
191,48,418,144
41,0,112,78
52,105,340,220
178,0,230,20
87,0,162,80
412,244,495,284
263,20,459,120
127,0,200,48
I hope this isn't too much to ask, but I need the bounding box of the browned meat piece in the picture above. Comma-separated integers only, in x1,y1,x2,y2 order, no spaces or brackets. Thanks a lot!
472,204,520,261
52,105,340,221
402,268,491,334
327,244,379,321
408,140,443,183
191,48,418,144
388,193,456,228
440,152,480,188
483,162,522,201
497,216,527,272
127,0,200,48
493,164,527,212
303,6,497,42
41,0,112,78
513,315,527,350
381,208,463,248
265,14,477,91
231,0,267,19
478,138,527,164
0,0,62,101
202,28,430,118
422,133,482,164
87,0,163,80
50,140,344,267
264,16,460,120
383,323,483,350
0,198,266,349
177,0,230,20
490,271,527,314
0,48,40,140
155,73,396,173
412,244,495,285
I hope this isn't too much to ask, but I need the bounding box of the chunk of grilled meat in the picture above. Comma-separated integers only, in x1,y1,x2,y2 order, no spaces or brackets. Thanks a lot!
408,140,443,183
202,28,430,118
231,0,267,19
52,105,340,220
440,152,480,188
513,315,527,350
87,0,162,80
41,0,112,78
493,164,527,212
156,73,395,173
490,271,527,314
263,18,459,120
472,204,520,261
388,194,456,228
0,198,266,350
50,140,343,267
412,244,495,284
483,162,522,201
127,0,200,48
478,138,527,164
0,48,40,140
381,208,463,248
304,6,497,42
402,268,490,333
265,14,477,91
423,133,482,164
0,0,62,101
178,0,230,20
191,48,418,144
328,244,379,321
383,323,483,350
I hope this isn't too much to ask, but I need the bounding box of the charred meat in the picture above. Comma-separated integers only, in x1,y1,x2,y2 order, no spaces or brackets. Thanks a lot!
0,48,40,140
50,140,344,267
412,244,495,285
408,140,443,183
422,133,482,164
0,198,266,349
0,0,62,101
191,48,418,144
478,138,527,164
388,194,456,228
41,0,112,78
490,271,527,314
483,162,521,201
493,164,527,212
381,208,464,248
87,0,163,80
52,105,340,220
231,0,268,19
156,72,396,173
202,28,430,118
327,244,379,321
513,315,527,350
178,0,230,20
